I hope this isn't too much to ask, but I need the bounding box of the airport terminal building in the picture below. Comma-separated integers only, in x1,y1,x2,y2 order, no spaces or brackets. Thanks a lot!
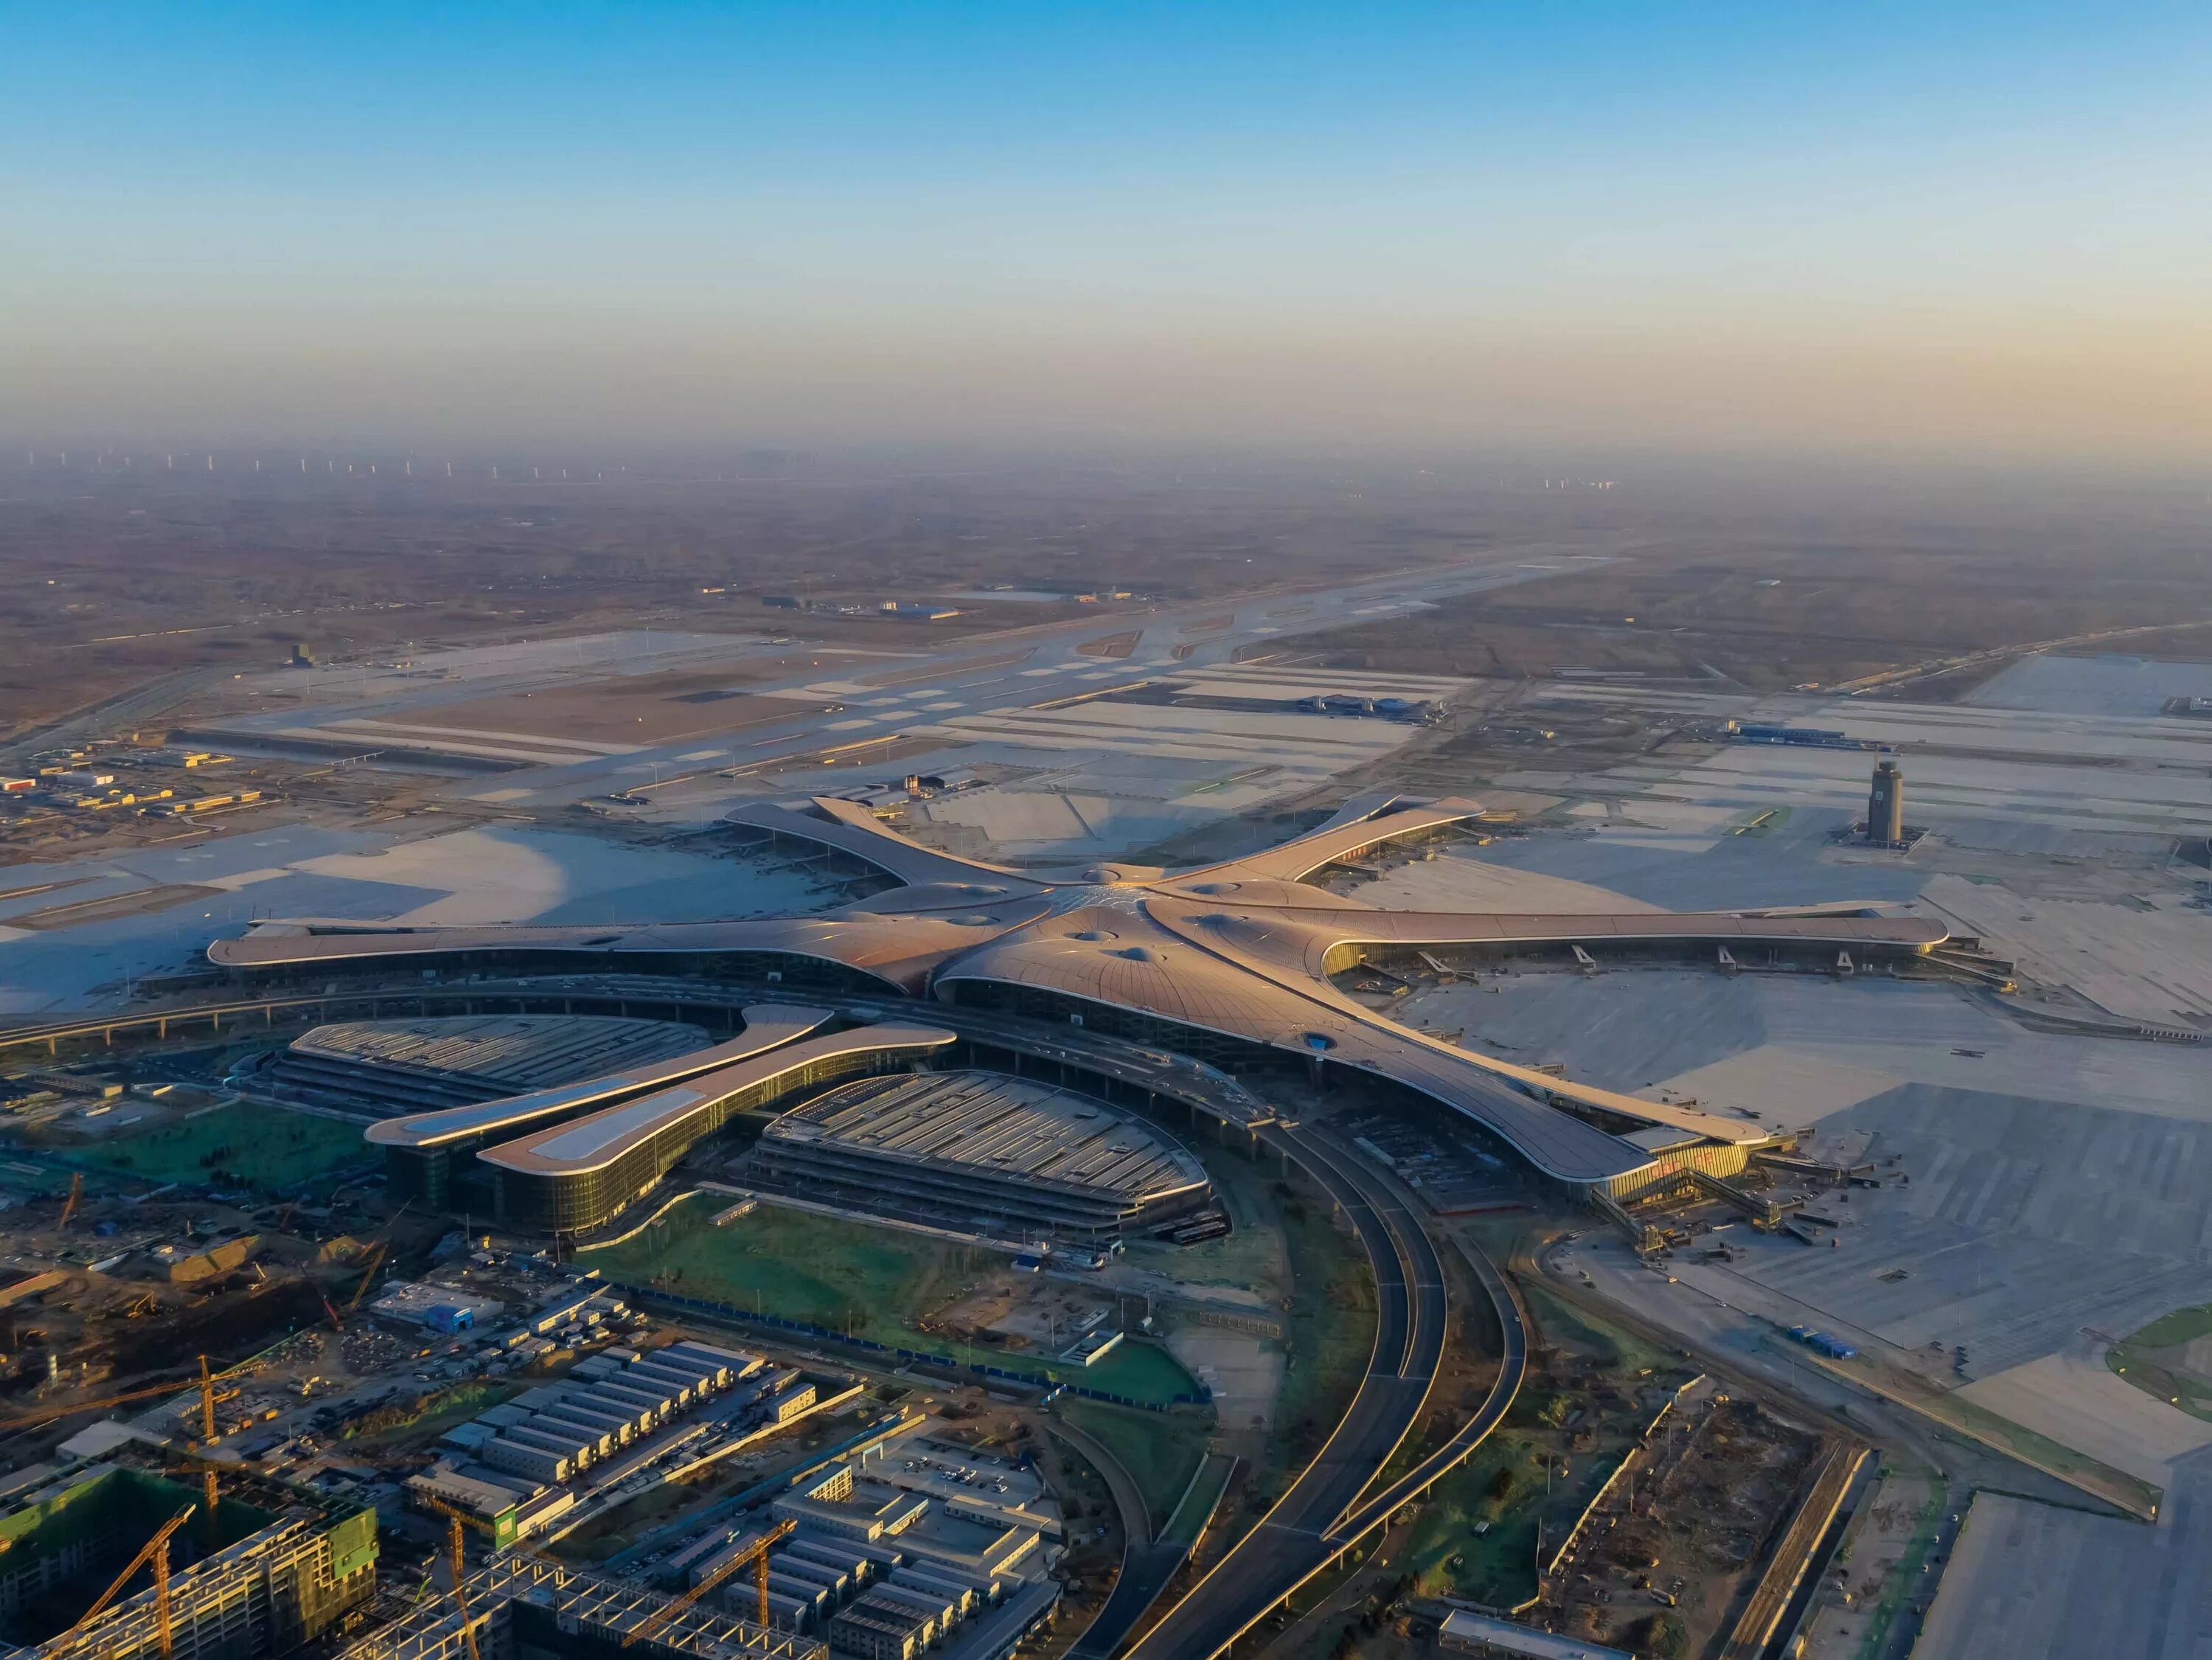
211,793,1963,1231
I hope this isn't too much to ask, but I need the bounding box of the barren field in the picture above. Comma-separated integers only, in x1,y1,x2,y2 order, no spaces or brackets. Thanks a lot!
1293,538,2212,695
402,656,869,746
0,457,1512,740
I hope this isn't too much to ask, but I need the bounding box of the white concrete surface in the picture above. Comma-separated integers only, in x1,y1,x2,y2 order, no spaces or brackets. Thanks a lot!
1959,1343,2212,1488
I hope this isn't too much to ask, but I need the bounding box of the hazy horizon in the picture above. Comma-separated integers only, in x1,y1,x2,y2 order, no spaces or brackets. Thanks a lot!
7,3,2209,465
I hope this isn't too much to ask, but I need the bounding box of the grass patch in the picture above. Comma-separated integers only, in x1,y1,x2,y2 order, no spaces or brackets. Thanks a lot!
1520,1280,1674,1379
1395,1431,1622,1608
2107,1347,2212,1424
2104,1302,2212,1425
40,1102,368,1192
1253,1164,1377,1506
1162,1454,1234,1548
1060,1399,1208,1534
2126,1305,2212,1347
1804,1347,2160,1518
1853,1479,1947,1660
1129,1159,1290,1301
579,1195,1203,1406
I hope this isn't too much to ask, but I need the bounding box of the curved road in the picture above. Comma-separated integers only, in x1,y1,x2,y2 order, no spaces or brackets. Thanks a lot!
1124,1124,1463,1660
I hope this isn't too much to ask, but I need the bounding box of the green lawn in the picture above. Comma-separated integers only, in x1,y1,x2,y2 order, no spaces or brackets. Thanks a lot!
1060,1398,1210,1532
2123,1305,2212,1349
42,1102,370,1192
579,1195,1204,1406
1263,1171,1379,1501
1163,1453,1235,1548
1397,1431,1624,1608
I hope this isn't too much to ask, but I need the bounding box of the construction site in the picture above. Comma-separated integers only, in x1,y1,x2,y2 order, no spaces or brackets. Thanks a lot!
0,1442,378,1660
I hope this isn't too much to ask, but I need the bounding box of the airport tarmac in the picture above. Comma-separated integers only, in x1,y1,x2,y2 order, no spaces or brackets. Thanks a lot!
1395,946,2212,1492
1913,1479,2212,1660
0,822,828,1013
1966,651,2212,718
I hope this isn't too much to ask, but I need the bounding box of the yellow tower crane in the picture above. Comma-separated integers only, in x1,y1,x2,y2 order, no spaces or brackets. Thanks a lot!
51,1504,194,1660
0,1355,243,1437
57,1173,83,1231
414,1493,570,1660
622,1518,796,1645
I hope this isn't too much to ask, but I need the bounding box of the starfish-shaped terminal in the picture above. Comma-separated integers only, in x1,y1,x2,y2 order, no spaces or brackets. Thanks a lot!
212,792,1948,1190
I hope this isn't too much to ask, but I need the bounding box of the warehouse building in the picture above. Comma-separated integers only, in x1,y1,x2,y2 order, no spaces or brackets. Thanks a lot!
418,1341,786,1529
747,1069,1211,1238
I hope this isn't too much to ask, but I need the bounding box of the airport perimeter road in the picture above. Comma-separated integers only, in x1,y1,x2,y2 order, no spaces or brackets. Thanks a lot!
1122,1125,1447,1660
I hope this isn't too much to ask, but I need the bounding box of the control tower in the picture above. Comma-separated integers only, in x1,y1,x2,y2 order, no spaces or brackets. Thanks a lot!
1868,756,1905,844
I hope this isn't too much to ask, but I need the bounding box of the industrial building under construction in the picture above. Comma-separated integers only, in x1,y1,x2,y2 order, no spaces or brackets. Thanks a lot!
0,1443,376,1660
335,1555,821,1660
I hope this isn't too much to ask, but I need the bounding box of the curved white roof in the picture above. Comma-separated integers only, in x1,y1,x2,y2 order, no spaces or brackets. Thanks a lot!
365,1004,833,1150
477,1022,957,1178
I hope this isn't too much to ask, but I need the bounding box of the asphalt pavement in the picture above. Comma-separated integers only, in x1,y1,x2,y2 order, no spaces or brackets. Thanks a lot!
1123,1125,1447,1660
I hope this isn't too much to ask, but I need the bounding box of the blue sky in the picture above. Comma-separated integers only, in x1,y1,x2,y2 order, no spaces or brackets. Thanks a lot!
4,2,2208,457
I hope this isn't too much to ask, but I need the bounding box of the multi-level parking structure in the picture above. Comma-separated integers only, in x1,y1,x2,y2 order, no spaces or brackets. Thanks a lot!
746,1069,1212,1238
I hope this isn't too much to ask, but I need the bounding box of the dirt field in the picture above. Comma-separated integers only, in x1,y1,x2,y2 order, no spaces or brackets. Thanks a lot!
406,656,861,744
1295,538,2212,695
0,459,1500,740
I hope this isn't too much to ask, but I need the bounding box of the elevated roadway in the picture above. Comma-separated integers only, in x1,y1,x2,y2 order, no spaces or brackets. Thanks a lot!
1121,1131,1526,1660
1123,1124,1455,1660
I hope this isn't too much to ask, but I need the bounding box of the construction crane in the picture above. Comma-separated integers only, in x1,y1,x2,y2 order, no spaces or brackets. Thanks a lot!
414,1496,500,1660
52,1503,193,1660
58,1173,83,1230
343,1239,389,1321
0,1355,244,1435
191,1353,249,1445
622,1518,796,1645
